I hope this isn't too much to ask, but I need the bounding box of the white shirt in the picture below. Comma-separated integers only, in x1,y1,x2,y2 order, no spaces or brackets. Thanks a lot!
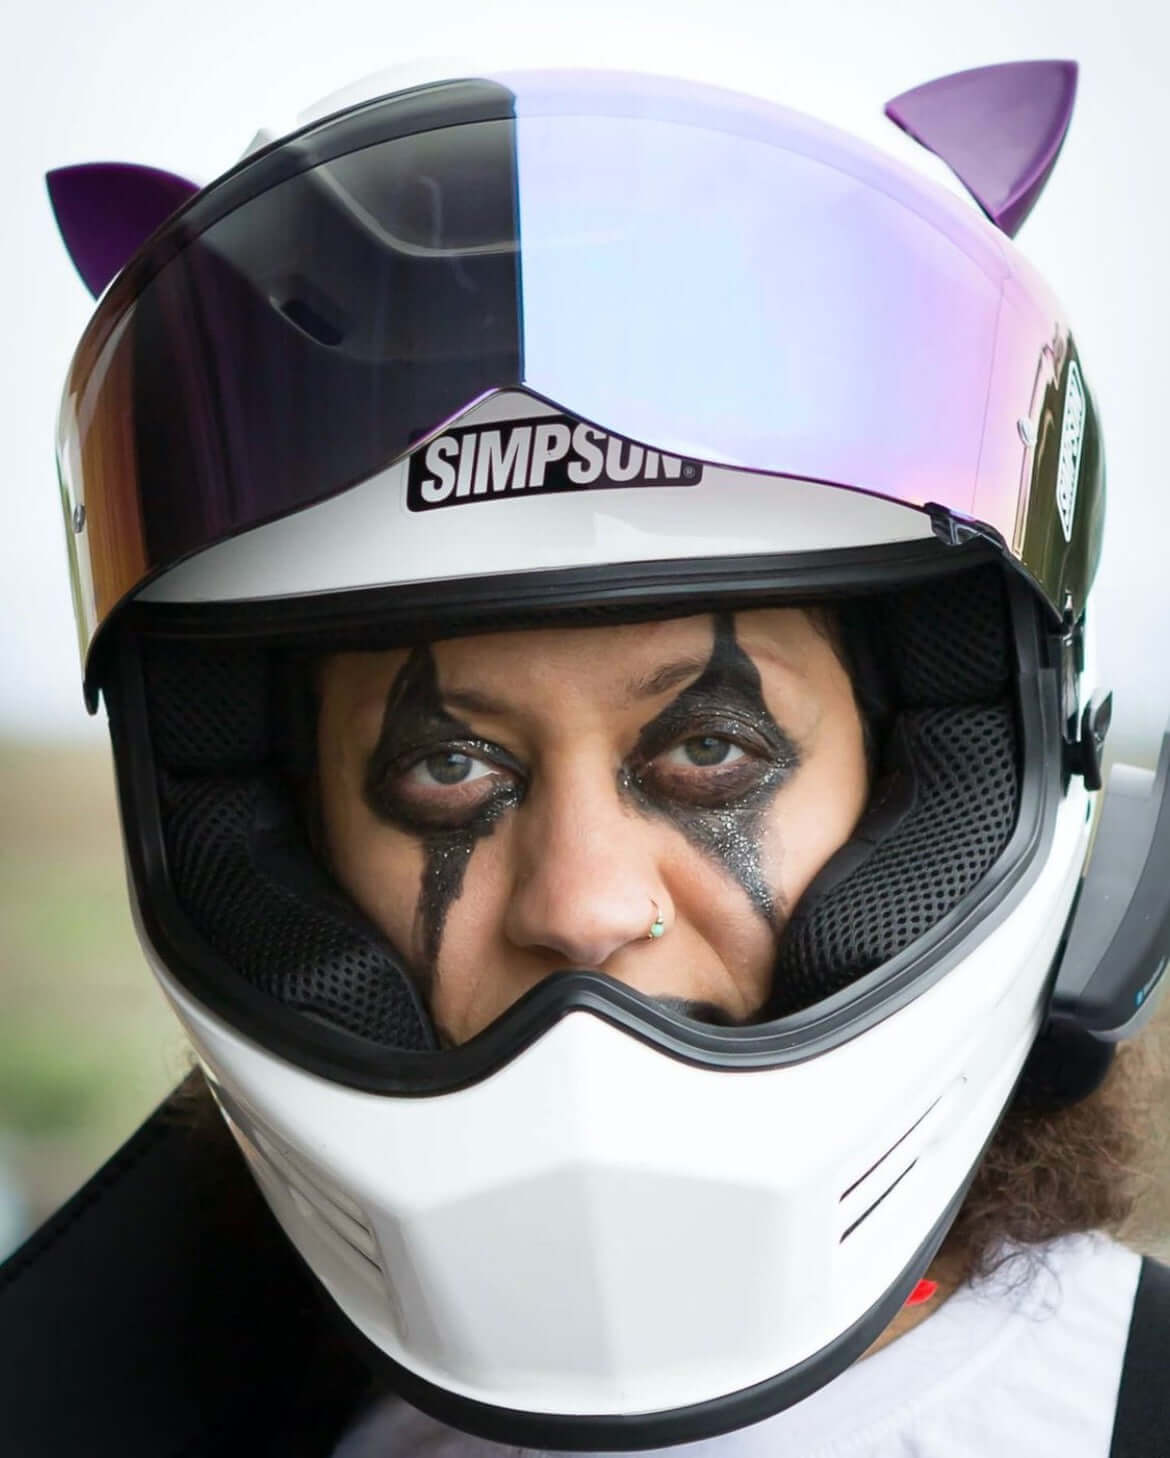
333,1235,1140,1458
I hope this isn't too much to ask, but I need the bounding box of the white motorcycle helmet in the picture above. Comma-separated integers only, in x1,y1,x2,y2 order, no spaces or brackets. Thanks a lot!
47,60,1170,1449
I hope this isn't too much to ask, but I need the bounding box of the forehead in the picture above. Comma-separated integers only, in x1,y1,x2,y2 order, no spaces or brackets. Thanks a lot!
318,607,841,722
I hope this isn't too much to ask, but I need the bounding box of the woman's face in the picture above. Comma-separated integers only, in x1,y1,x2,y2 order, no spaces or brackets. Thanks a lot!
316,610,868,1045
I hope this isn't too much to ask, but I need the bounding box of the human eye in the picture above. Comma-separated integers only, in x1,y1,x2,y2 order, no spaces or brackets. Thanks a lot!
368,743,522,830
659,735,748,770
637,725,777,808
405,751,497,788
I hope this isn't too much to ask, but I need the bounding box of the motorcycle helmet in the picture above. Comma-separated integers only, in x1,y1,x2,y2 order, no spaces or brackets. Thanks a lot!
46,60,1170,1449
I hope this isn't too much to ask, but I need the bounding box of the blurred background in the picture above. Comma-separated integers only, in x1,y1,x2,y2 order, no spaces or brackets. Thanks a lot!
2,0,1168,1258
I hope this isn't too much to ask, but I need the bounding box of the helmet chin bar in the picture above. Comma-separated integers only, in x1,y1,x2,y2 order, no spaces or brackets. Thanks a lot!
315,1179,972,1451
105,555,1101,1443
149,749,1087,1448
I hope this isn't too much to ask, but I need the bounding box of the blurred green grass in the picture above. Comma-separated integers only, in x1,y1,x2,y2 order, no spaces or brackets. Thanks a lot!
0,740,183,1237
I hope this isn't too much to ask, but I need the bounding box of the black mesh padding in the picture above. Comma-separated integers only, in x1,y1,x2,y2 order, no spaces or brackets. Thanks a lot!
145,639,271,772
773,565,1022,1013
141,560,1023,1044
775,702,1019,1012
162,772,433,1050
886,566,1010,707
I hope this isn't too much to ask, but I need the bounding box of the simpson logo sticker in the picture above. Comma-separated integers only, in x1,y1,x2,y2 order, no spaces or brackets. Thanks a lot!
1056,360,1085,542
407,416,704,511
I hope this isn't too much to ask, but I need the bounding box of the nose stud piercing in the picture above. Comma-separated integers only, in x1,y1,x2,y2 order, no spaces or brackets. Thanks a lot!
648,900,666,940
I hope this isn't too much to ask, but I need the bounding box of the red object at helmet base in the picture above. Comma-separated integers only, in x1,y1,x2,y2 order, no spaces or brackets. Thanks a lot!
905,1279,939,1307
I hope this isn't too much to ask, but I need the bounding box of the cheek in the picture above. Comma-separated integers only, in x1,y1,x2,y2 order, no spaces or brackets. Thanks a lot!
319,773,427,957
431,830,783,1037
760,728,869,910
660,847,779,1012
427,832,533,1041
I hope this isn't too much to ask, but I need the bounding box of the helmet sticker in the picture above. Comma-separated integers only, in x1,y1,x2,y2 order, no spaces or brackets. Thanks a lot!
1056,360,1085,543
406,414,704,511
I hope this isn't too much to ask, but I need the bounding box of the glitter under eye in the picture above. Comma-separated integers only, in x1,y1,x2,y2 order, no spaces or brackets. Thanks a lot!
362,647,525,972
624,615,803,925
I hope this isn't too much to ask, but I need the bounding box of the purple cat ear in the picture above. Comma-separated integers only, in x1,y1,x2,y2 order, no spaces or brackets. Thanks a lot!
885,60,1078,237
46,162,200,298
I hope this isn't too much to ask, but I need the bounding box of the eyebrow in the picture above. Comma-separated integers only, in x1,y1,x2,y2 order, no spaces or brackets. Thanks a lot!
438,655,712,720
623,656,710,702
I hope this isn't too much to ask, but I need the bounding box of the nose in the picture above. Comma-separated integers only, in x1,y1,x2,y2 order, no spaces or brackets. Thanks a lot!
503,758,665,970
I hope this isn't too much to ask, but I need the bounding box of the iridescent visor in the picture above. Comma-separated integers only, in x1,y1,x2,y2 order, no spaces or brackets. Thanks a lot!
59,74,1053,660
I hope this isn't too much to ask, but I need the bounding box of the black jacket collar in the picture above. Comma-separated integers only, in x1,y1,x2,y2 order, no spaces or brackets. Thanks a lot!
0,1080,375,1457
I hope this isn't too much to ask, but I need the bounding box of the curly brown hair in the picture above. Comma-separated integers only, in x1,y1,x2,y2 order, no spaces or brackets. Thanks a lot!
935,1034,1157,1287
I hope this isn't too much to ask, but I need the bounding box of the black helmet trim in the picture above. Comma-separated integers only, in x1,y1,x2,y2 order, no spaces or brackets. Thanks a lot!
110,537,1001,675
104,556,1064,1095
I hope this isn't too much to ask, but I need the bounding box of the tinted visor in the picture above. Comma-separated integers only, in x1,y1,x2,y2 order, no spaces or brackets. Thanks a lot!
59,73,1039,671
60,84,524,655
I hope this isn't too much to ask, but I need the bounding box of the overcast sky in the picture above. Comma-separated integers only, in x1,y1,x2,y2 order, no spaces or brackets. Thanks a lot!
4,0,1167,763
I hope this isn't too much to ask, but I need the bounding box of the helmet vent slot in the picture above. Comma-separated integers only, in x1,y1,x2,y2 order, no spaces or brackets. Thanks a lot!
839,1093,941,1204
838,1159,918,1243
216,1087,385,1276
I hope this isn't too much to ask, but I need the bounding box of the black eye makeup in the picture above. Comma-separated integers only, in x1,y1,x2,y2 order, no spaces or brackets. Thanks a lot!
361,615,804,975
623,615,802,926
372,741,523,830
635,722,781,807
363,647,523,976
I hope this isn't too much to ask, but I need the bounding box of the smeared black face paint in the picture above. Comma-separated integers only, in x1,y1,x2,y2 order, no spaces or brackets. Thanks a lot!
651,994,767,1028
363,646,522,977
624,615,801,926
361,617,799,999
